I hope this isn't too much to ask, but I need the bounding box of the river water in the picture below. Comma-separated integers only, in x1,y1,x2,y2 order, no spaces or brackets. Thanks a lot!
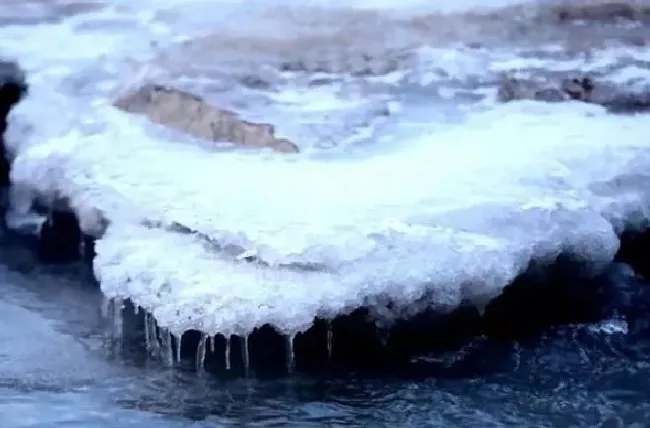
2,235,650,427
3,0,650,426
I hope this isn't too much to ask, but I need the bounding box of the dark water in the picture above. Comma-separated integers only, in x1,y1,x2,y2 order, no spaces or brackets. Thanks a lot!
1,233,650,428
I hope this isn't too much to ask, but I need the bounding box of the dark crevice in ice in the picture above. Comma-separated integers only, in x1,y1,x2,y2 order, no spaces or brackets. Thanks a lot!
0,58,28,230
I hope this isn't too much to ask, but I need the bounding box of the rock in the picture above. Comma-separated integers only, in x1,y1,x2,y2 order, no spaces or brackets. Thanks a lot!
0,59,28,188
561,77,595,101
550,0,650,23
497,78,568,103
114,84,299,153
497,75,596,103
497,74,650,113
591,83,650,114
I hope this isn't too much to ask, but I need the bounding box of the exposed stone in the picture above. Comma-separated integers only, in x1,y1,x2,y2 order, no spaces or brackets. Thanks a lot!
562,77,595,100
549,0,650,23
497,74,650,113
497,77,569,103
0,59,28,188
114,84,299,153
591,84,650,113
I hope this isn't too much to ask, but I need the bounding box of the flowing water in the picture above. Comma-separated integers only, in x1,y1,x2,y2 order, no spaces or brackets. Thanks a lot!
2,239,650,427
3,0,650,426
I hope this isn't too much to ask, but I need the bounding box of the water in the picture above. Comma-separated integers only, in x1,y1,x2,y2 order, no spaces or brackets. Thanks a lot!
2,240,650,427
4,0,650,426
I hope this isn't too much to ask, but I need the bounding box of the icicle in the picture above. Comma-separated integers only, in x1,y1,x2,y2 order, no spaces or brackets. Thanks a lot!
209,336,215,353
326,323,333,361
476,303,486,317
160,329,174,366
147,313,160,357
112,298,123,340
174,334,182,363
144,312,151,351
225,337,231,370
109,298,123,355
100,294,110,319
512,342,522,372
241,335,249,376
286,334,295,373
196,333,207,372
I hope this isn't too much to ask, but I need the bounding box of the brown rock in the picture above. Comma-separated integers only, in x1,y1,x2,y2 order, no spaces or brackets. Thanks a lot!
114,84,299,153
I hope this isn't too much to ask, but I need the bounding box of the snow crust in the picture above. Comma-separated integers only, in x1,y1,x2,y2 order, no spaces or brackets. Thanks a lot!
9,97,650,336
3,0,650,337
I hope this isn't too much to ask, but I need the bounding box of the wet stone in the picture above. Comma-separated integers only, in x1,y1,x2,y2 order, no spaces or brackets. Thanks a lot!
497,74,650,114
552,2,650,23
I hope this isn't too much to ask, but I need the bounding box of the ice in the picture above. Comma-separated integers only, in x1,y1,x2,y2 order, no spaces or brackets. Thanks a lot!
13,99,648,338
160,329,174,366
196,333,207,371
145,311,161,357
4,0,650,339
241,336,249,375
174,334,181,363
327,324,333,360
286,335,295,373
225,338,231,371
589,318,629,335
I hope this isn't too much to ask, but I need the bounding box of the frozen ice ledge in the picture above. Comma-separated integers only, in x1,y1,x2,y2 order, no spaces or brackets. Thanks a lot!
3,58,650,374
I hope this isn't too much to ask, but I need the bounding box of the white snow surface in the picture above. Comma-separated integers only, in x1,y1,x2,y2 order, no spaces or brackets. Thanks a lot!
3,0,650,337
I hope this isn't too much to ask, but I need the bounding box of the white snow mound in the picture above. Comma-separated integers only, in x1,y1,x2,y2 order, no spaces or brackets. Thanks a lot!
3,0,650,338
7,96,650,337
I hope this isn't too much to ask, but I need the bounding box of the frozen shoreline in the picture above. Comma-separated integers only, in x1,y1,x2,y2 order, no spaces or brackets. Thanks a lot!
3,0,650,371
6,92,650,339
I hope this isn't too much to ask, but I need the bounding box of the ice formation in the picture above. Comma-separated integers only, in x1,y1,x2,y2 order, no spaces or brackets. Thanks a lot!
2,0,650,343
8,98,650,338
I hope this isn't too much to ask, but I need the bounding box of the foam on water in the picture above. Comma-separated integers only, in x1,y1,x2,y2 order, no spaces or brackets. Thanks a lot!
3,0,650,337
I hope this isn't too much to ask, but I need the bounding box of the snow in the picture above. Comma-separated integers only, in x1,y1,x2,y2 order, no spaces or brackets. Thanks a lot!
8,97,649,337
3,0,650,337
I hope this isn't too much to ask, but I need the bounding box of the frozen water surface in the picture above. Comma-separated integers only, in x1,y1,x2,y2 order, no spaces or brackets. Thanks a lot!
4,1,650,428
3,0,650,338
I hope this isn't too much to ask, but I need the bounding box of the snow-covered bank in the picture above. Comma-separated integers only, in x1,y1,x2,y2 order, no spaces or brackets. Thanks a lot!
3,0,650,372
7,96,650,338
